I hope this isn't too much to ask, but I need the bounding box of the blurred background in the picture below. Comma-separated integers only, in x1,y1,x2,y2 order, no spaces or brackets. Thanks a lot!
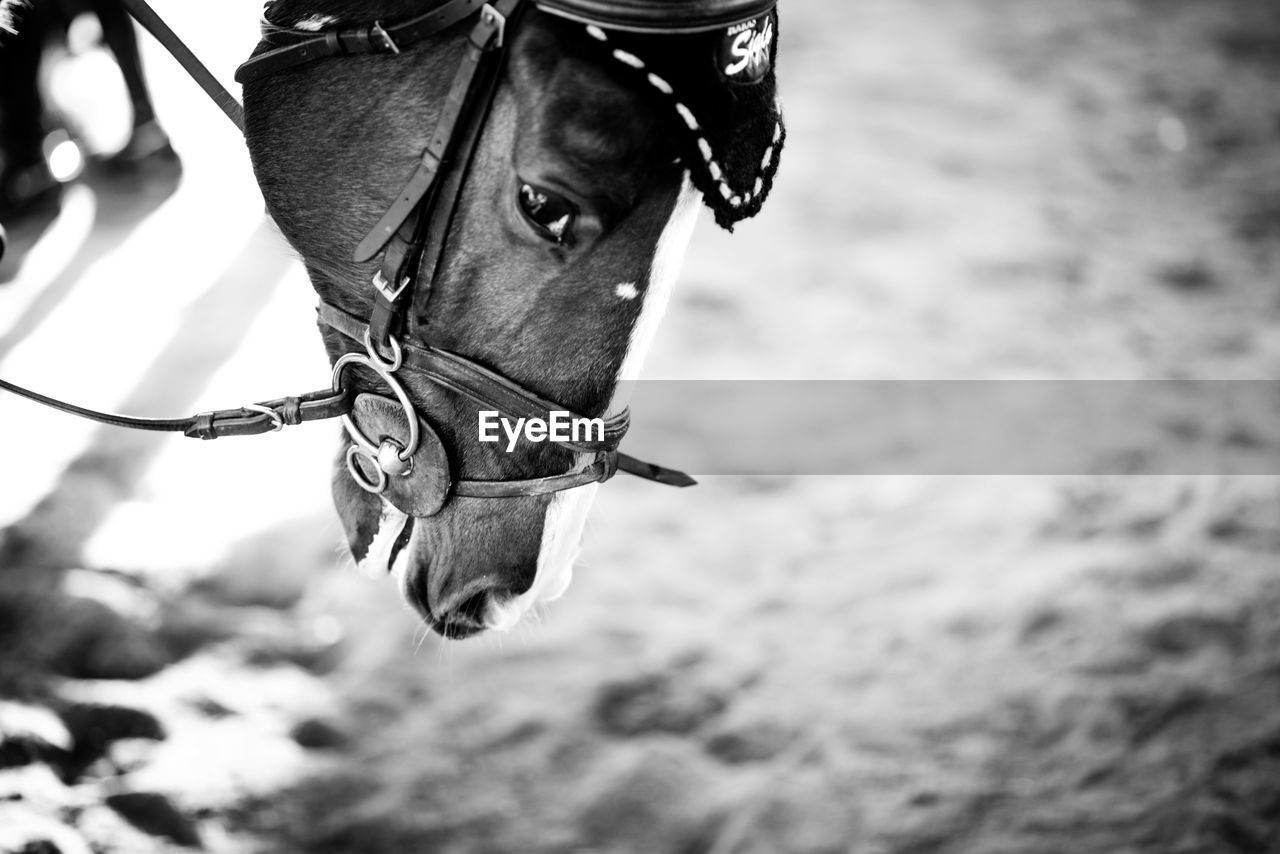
1,0,1278,852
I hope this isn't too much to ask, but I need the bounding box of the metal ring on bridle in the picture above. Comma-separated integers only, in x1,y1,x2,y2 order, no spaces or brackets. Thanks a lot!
241,403,285,432
346,444,388,494
363,329,403,372
331,335,421,494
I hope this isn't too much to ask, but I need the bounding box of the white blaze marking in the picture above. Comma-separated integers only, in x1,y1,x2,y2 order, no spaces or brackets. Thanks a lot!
357,500,409,578
484,483,598,631
615,281,639,300
485,176,702,632
609,175,701,412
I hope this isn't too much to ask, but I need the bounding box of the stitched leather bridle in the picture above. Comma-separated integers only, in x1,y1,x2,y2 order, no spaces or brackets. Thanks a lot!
240,0,705,510
2,0,753,516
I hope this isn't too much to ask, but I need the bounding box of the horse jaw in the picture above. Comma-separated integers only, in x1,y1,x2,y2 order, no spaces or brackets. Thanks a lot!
482,177,703,633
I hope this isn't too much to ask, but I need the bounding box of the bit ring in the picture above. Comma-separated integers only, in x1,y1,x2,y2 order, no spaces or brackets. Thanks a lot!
332,334,421,494
346,445,388,494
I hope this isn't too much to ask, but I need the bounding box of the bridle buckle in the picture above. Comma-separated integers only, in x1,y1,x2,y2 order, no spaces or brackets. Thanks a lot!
479,4,506,49
371,21,400,54
372,269,412,303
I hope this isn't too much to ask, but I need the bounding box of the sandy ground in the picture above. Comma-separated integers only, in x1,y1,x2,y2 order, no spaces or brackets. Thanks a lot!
1,0,1279,852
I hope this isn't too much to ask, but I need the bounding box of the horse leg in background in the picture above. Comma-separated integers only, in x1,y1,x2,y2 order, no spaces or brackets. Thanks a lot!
89,0,179,170
0,1,62,220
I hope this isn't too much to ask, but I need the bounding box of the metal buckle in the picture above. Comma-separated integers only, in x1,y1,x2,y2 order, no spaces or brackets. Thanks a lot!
371,20,400,54
242,403,285,432
372,269,412,303
480,4,506,48
331,332,421,495
598,449,620,482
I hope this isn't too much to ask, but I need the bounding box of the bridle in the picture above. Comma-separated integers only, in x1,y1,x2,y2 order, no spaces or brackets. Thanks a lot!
0,0,777,516
236,0,698,514
0,1,663,509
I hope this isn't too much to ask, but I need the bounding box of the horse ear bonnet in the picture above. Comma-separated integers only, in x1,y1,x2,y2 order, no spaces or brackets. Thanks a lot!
537,0,784,230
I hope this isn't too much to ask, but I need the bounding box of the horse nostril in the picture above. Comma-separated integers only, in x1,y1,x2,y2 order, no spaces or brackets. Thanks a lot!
454,591,488,627
434,589,493,639
427,575,531,639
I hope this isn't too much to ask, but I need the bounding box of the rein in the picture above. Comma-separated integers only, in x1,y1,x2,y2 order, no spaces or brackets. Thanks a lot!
120,0,246,132
0,377,349,438
0,0,702,516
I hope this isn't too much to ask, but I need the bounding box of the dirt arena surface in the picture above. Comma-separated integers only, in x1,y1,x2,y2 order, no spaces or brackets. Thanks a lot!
1,0,1278,852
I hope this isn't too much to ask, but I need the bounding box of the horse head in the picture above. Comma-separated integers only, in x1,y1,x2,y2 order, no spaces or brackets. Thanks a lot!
241,0,783,638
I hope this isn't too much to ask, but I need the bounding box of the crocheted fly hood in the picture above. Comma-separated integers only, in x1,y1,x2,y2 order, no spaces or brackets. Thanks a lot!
537,0,785,230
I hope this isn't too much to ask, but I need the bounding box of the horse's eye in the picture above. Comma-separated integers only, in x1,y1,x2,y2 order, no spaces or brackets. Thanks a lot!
517,182,577,245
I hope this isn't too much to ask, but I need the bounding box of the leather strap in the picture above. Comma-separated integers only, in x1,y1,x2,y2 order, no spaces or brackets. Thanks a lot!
454,453,617,497
454,449,703,493
617,453,697,487
320,300,623,453
318,300,695,488
0,378,353,440
235,0,486,85
123,0,245,132
368,205,428,348
407,23,508,327
353,0,521,263
183,388,354,439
